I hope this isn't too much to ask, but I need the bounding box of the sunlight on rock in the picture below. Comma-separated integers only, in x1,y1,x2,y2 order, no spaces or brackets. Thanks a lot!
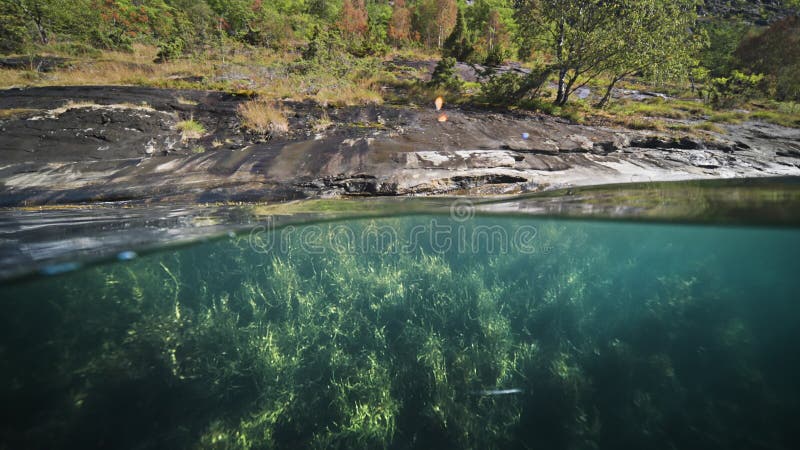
438,113,448,123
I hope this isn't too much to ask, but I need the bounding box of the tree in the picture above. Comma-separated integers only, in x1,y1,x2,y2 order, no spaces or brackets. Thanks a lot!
735,15,800,101
697,18,751,78
518,0,619,105
0,0,28,52
466,0,516,59
595,0,700,108
339,0,367,41
482,9,509,65
415,0,457,48
6,0,62,44
429,56,462,92
442,6,472,61
388,0,411,45
518,0,700,106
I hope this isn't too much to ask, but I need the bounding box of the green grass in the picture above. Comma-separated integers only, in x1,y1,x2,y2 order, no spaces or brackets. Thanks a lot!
693,121,725,133
608,98,710,120
749,109,800,128
175,119,206,140
708,111,748,124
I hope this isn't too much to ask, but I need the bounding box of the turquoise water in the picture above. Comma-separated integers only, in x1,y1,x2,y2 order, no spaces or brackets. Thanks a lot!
1,215,799,449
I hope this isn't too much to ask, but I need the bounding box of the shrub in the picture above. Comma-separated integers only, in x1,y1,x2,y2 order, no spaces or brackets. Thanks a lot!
484,45,504,67
705,71,766,108
480,66,551,107
50,42,102,58
480,72,523,106
428,57,462,93
155,37,185,63
735,15,800,101
442,8,473,62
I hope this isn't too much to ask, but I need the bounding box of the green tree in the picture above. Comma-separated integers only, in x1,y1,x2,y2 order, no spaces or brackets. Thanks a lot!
442,6,472,61
465,0,516,60
518,0,618,105
429,56,462,92
414,0,458,48
0,0,30,52
5,0,54,44
595,0,701,108
697,18,751,78
519,0,701,106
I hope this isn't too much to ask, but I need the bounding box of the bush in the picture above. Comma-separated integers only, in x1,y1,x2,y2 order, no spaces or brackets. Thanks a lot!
484,45,504,67
480,66,552,107
428,57,462,93
480,72,523,106
705,70,767,108
735,16,800,101
155,37,185,63
89,30,134,52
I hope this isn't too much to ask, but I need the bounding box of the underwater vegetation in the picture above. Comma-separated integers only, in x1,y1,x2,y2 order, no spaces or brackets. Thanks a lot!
1,217,799,450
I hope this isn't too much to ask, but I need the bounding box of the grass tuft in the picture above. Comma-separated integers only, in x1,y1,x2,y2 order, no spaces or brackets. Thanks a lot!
176,119,206,140
237,99,289,135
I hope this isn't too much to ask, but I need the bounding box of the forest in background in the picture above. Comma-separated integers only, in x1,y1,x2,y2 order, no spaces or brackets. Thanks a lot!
0,1,798,121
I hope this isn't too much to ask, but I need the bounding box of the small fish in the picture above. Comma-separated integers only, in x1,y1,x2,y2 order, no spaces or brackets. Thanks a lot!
473,388,524,396
438,113,448,123
435,96,444,111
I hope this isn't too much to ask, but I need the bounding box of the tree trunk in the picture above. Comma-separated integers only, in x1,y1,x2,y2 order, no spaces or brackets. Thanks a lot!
556,74,578,106
555,68,567,105
35,21,48,45
554,20,566,105
14,0,49,44
596,75,622,108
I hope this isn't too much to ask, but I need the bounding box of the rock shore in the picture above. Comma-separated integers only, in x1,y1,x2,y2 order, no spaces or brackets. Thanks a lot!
1,86,799,206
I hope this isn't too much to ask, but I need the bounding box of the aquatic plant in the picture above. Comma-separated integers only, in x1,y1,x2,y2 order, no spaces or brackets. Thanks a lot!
1,217,797,449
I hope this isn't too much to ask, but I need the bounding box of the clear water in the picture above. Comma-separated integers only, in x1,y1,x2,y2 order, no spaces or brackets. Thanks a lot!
1,213,799,449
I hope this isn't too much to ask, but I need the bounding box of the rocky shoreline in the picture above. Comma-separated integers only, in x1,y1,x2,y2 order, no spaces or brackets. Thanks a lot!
1,86,799,207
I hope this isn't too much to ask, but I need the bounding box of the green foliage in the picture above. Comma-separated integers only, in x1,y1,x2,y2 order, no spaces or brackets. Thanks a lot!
428,56,462,92
480,65,552,107
518,0,699,106
0,1,28,53
466,0,517,59
484,43,503,67
480,71,523,106
442,7,473,62
48,41,102,57
155,36,185,63
697,18,752,78
705,70,767,108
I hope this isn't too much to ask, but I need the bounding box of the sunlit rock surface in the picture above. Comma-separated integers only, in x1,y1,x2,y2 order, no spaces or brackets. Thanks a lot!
1,86,799,206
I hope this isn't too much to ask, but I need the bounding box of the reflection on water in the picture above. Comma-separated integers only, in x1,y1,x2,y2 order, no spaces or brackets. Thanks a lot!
2,177,800,282
1,215,799,449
